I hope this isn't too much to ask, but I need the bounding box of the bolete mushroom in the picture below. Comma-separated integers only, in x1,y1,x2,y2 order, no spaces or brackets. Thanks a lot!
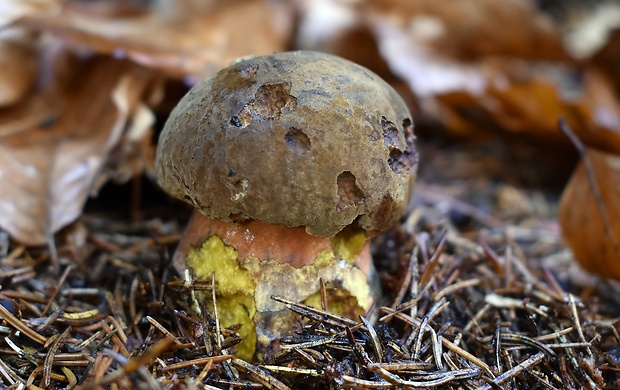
156,51,417,359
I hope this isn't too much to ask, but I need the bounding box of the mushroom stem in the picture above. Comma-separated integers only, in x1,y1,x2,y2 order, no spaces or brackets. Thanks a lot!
174,209,379,359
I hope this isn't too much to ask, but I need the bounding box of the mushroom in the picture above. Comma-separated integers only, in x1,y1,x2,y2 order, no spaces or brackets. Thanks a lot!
156,51,418,359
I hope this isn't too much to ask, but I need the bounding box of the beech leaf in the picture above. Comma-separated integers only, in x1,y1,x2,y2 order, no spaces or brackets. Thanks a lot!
367,0,620,152
559,148,620,279
0,58,152,245
0,0,60,27
22,0,294,79
0,28,39,107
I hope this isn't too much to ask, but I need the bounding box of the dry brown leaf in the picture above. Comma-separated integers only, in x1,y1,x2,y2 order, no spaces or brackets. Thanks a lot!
366,0,569,100
0,0,60,27
0,28,39,107
294,0,361,51
367,0,569,62
99,74,165,188
592,29,620,98
559,148,620,279
0,57,154,245
365,0,620,153
0,44,80,138
572,70,620,153
22,0,294,79
294,1,398,83
96,101,158,190
556,1,620,59
434,69,620,153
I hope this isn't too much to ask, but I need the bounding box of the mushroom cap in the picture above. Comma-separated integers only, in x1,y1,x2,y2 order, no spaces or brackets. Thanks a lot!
156,51,417,237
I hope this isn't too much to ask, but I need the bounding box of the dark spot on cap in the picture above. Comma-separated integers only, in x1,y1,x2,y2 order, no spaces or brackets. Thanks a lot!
337,171,364,211
381,116,400,149
230,116,243,127
400,118,418,173
381,116,404,174
388,150,405,173
229,212,246,222
368,194,397,228
253,83,296,117
284,127,311,156
383,117,418,175
231,83,297,128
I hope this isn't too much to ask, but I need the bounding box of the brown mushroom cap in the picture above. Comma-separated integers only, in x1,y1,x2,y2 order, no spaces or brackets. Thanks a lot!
156,51,417,237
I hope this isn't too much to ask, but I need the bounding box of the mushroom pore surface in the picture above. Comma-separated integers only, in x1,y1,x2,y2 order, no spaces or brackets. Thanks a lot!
156,51,418,237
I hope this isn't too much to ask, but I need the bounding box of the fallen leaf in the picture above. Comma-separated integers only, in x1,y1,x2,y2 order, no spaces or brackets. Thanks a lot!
96,101,158,189
573,70,620,153
22,0,294,80
0,57,154,245
559,148,620,279
0,28,39,107
294,0,360,51
555,1,620,59
367,0,569,62
592,29,620,98
366,0,569,101
365,0,620,153
435,68,620,153
0,0,60,27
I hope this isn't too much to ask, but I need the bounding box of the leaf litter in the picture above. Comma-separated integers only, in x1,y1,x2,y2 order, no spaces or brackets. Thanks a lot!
0,55,157,248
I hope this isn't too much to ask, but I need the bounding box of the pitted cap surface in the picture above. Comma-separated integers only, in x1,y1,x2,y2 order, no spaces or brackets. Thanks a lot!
156,51,418,237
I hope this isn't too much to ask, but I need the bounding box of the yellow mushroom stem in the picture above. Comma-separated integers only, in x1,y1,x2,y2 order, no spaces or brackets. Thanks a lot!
174,209,381,360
